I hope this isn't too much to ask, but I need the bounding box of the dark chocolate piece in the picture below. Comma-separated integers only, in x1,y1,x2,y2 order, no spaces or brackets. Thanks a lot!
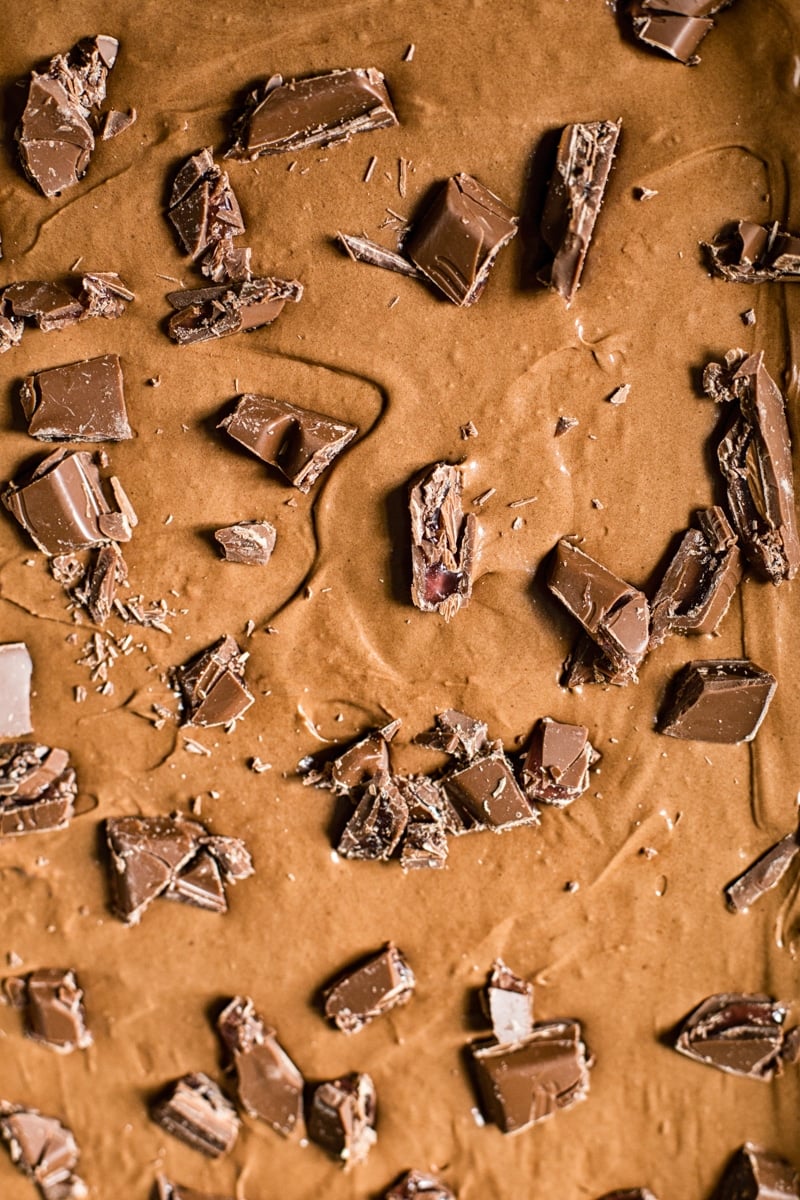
307,1073,377,1166
649,507,742,647
409,463,478,620
228,68,398,160
548,540,650,684
219,393,357,492
323,943,416,1034
406,174,518,306
174,634,254,728
0,644,34,739
540,120,620,303
101,108,136,139
167,277,302,344
0,742,76,836
704,351,800,583
703,219,800,283
714,1143,800,1200
658,659,777,744
337,774,409,860
217,996,305,1138
481,960,534,1044
443,750,538,832
0,1101,86,1200
74,543,128,625
521,717,599,808
214,521,276,565
399,821,449,870
674,994,788,1079
725,827,800,914
20,354,131,442
337,232,422,278
384,1171,455,1200
415,709,490,761
151,1073,239,1158
168,148,245,263
4,968,91,1053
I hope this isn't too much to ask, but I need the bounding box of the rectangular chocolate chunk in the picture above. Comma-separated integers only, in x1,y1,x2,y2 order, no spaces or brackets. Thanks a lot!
4,968,91,1053
725,827,800,913
703,219,800,282
481,960,534,1044
714,1143,800,1200
649,507,742,647
406,173,518,306
409,463,478,620
173,634,254,728
443,750,538,832
214,521,276,565
628,5,714,63
539,120,621,303
3,281,85,331
0,742,76,836
337,775,409,860
20,354,131,442
167,277,302,344
521,717,599,808
151,1073,239,1157
0,644,33,738
658,659,777,744
673,993,788,1080
307,1073,377,1166
337,232,422,278
322,943,415,1034
228,68,398,159
217,997,305,1138
0,1100,86,1200
399,820,449,870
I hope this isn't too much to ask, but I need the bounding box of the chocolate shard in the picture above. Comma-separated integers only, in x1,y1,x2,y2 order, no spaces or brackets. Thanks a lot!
174,634,254,728
307,1072,377,1167
703,219,800,282
674,994,789,1080
77,271,134,319
658,659,777,744
406,174,518,306
561,633,635,690
219,393,357,492
4,968,91,1053
0,742,76,836
168,148,245,262
597,1192,659,1200
167,277,302,344
73,543,128,625
323,943,416,1034
156,1176,233,1200
415,709,490,761
0,1100,87,1200
628,5,714,63
399,821,449,870
383,1171,456,1199
782,1026,800,1066
214,521,276,565
217,996,305,1138
199,835,254,882
228,68,398,160
20,354,131,442
337,232,422,278
539,120,621,303
703,351,800,584
3,281,85,331
337,774,409,860
101,108,136,140
105,815,204,923
471,1019,591,1134
481,960,534,1045
725,827,800,914
444,751,538,833
164,850,227,912
521,717,599,808
0,643,34,738
151,1073,239,1158
396,772,467,835
713,1143,800,1200
323,721,401,794
409,463,478,620
548,539,650,684
649,507,742,648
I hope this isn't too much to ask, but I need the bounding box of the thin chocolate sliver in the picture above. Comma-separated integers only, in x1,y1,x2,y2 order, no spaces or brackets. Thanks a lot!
337,233,422,278
521,717,599,808
658,659,777,744
384,1171,455,1199
0,742,76,836
214,521,276,565
597,1192,659,1200
307,1072,377,1167
725,828,800,913
74,543,128,625
322,943,416,1034
174,634,254,728
714,1143,800,1200
217,997,305,1138
151,1073,239,1158
649,507,742,647
0,1100,87,1200
673,993,788,1079
704,219,800,283
168,147,245,263
20,354,131,442
409,463,478,620
0,644,33,738
4,968,91,1053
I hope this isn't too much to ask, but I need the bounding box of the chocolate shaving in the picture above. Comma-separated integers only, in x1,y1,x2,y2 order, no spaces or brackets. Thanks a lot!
217,996,305,1138
409,463,478,619
307,1072,377,1167
521,717,599,808
673,993,789,1080
20,354,131,442
649,507,742,648
4,968,91,1053
0,742,76,836
713,1143,800,1200
0,1101,87,1200
214,521,276,565
336,232,421,278
703,219,800,282
481,960,534,1044
173,634,254,728
151,1073,239,1158
73,544,128,625
0,644,34,739
383,1172,455,1200
167,277,302,344
322,943,416,1034
725,825,800,913
658,659,777,744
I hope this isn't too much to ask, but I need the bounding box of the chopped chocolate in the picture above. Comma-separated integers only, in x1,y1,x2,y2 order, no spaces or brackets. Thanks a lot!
168,147,246,281
399,821,449,870
151,1073,239,1158
561,634,632,690
628,5,715,63
322,943,415,1034
101,107,136,139
77,271,134,319
337,774,409,860
337,232,422,277
0,742,76,836
0,1101,86,1200
443,750,538,832
539,120,621,304
673,994,788,1079
228,68,398,160
214,521,276,565
713,1143,800,1200
219,393,357,491
481,960,534,1044
703,351,800,583
167,277,302,344
396,772,467,835
649,507,742,648
521,717,599,808
658,659,777,744
4,968,91,1053
74,543,128,625
201,240,252,284
415,709,490,761
548,539,650,683
307,1072,377,1166
3,281,85,331
0,644,33,738
20,354,131,442
217,996,305,1138
164,850,227,912
409,463,478,619
405,173,518,306
174,634,254,727
703,219,800,282
555,415,579,436
782,1026,800,1066
725,827,800,913
383,1171,455,1199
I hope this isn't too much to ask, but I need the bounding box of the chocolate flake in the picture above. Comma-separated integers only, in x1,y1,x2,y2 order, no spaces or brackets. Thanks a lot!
521,717,599,808
4,968,91,1053
173,634,254,727
714,1143,800,1200
481,960,534,1044
444,749,538,832
649,507,742,648
101,107,136,139
0,742,76,836
322,943,416,1034
336,232,421,278
673,994,789,1080
307,1073,377,1166
214,521,276,565
384,1171,455,1199
217,996,305,1138
658,659,777,744
151,1073,239,1158
0,644,34,738
20,354,131,442
0,1101,87,1200
409,463,478,619
555,415,579,436
337,774,409,860
167,277,302,344
725,826,800,913
703,219,800,283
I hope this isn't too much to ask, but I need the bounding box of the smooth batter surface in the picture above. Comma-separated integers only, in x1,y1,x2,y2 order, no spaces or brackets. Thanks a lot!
1,2,799,1196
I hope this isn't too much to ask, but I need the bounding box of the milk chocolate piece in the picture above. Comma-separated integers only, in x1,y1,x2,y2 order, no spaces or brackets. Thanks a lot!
415,709,490,761
704,351,800,583
217,996,305,1138
674,994,788,1079
168,277,302,344
409,463,478,620
521,717,599,808
561,633,635,690
164,850,227,912
3,282,84,331
0,1101,86,1200
481,960,534,1044
548,540,650,683
471,1020,591,1134
384,1171,455,1199
307,1072,377,1166
77,271,134,319
629,6,714,63
101,108,136,139
704,219,800,283
168,148,245,262
337,233,422,278
151,1073,239,1158
443,750,538,832
20,354,131,442
714,1143,800,1200
337,775,409,860
328,722,400,793
725,828,800,913
5,968,91,1053
322,943,416,1034
406,174,518,306
399,821,449,870
214,521,276,565
156,1177,233,1200
220,393,357,492
174,634,254,728
74,543,128,625
658,659,777,743
0,742,76,836
228,68,398,159
597,1192,658,1200
649,507,742,647
397,772,466,835
0,644,33,738
540,120,621,303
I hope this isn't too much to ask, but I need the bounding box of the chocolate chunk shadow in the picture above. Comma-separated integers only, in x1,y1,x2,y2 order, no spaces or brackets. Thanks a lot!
1,71,36,177
516,129,562,292
384,477,415,607
4,376,31,435
529,548,580,643
463,982,492,1034
403,181,471,306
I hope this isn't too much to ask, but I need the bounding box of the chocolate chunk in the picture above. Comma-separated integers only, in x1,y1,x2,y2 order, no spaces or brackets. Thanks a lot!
703,351,800,583
415,709,490,761
396,772,466,835
628,5,714,63
337,774,409,860
0,644,33,738
561,633,632,690
0,1101,86,1200
219,393,357,492
174,634,254,728
649,507,742,647
4,968,91,1053
548,539,650,684
228,68,398,160
383,1171,455,1199
658,659,777,743
725,827,800,913
300,721,400,793
399,821,449,870
674,994,788,1079
405,174,518,306
0,743,76,837
409,463,478,619
703,219,800,282
20,354,131,442
101,108,136,139
73,543,128,625
782,1026,800,1066
337,233,422,278
151,1073,239,1158
471,1020,591,1134
539,120,621,303
3,281,85,331
322,943,415,1034
714,1143,800,1200
164,850,227,912
217,996,305,1138
444,750,538,832
168,148,245,261
77,271,134,319
167,277,302,344
481,960,534,1044
214,521,277,565
597,1192,659,1200
3,449,136,555
521,717,599,808
201,240,252,285
307,1072,377,1166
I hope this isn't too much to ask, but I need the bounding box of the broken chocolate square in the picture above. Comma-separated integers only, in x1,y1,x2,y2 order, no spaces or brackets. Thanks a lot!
673,994,788,1080
168,147,245,263
383,1171,455,1199
703,219,800,282
322,943,415,1034
214,521,276,565
151,1073,239,1157
658,659,777,743
399,821,449,870
0,644,33,738
20,354,131,442
405,174,518,306
3,281,85,331
481,960,534,1045
409,463,478,620
217,996,305,1138
101,108,136,140
73,543,128,625
521,717,599,808
164,850,227,912
337,775,409,860
725,825,800,913
167,277,302,344
649,507,742,647
443,750,538,832
713,1143,799,1200
0,742,77,836
307,1072,377,1167
628,4,715,64
337,233,422,278
415,709,490,761
4,968,91,1053
173,634,254,728
0,1100,86,1200
395,772,467,835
